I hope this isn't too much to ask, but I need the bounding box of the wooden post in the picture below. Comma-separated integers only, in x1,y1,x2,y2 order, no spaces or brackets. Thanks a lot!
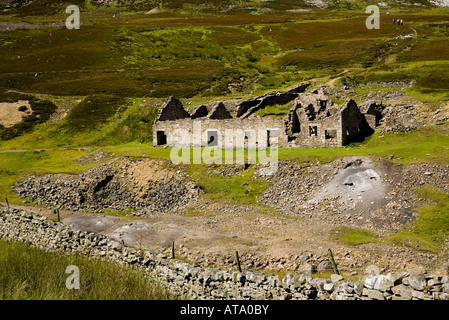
328,248,340,275
57,208,60,222
5,198,9,212
172,241,175,259
235,251,242,273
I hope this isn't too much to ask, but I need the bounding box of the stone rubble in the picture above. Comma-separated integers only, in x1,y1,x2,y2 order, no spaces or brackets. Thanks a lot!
1,207,448,300
12,157,200,214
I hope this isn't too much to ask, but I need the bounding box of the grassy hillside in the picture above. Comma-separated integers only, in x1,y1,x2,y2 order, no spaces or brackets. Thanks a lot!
0,5,448,150
0,1,448,258
0,239,179,299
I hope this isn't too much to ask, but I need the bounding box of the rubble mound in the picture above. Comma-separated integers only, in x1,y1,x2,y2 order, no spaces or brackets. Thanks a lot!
258,157,449,232
13,157,200,213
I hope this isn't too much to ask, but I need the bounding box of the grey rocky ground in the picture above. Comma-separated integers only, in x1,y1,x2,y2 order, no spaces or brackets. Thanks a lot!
9,153,449,276
13,157,200,213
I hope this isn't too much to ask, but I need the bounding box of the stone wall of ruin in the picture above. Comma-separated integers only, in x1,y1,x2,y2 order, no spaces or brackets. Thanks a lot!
153,118,288,148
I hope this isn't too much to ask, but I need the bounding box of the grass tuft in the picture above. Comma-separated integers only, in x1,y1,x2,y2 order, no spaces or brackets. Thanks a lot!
0,239,179,300
330,226,379,246
388,186,449,253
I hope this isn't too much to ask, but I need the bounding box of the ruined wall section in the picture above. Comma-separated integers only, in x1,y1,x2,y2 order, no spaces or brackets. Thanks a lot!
291,108,342,148
206,102,233,120
153,86,376,149
190,105,208,119
154,118,287,148
155,96,191,122
359,101,383,130
240,92,300,119
236,83,310,118
285,96,343,148
341,100,375,146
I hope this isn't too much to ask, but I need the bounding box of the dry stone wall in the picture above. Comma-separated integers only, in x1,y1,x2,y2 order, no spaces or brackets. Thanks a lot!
1,207,448,300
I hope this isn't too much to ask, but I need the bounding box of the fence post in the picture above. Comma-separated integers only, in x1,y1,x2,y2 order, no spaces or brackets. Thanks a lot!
235,251,242,273
172,241,175,259
328,248,340,275
5,198,9,212
57,208,60,222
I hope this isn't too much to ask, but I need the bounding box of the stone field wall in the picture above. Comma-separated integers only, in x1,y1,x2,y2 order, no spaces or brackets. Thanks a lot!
1,207,448,300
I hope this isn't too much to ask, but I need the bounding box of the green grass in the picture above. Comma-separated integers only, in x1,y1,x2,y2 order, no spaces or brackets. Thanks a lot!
0,96,162,150
388,186,449,253
254,103,292,117
0,239,179,299
188,164,271,206
58,95,127,134
278,122,449,166
182,208,223,217
0,149,100,204
1,7,448,104
330,226,379,246
104,142,173,159
49,94,154,146
2,121,448,208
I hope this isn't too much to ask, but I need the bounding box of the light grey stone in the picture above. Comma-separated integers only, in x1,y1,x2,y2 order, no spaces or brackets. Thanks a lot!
442,283,449,294
427,276,443,287
374,275,394,292
364,274,378,289
364,265,380,275
282,273,295,288
433,292,449,300
315,278,331,291
331,274,344,283
353,281,363,296
394,284,413,300
324,282,334,291
408,274,427,291
366,289,385,300
318,259,334,272
386,271,408,285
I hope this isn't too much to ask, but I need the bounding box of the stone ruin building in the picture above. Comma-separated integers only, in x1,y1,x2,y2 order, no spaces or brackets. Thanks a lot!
153,85,380,149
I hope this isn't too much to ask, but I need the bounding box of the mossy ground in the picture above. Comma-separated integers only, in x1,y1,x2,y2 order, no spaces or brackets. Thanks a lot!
388,186,449,253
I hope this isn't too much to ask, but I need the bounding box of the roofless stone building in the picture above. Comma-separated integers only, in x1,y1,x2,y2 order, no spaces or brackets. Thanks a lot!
153,85,378,148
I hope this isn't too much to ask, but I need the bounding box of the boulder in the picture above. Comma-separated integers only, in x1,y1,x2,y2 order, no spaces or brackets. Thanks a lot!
366,289,385,300
386,271,408,285
408,274,427,291
318,259,334,272
331,274,343,283
373,275,394,292
392,284,413,299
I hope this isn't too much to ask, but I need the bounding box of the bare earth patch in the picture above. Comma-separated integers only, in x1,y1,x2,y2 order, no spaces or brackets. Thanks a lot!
0,100,32,127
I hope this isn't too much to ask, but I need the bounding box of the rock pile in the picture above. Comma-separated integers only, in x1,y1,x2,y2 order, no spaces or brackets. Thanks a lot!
258,158,449,232
1,207,448,300
12,157,200,214
381,104,425,132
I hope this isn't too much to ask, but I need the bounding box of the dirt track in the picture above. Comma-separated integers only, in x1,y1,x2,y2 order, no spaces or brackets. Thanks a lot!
3,199,441,276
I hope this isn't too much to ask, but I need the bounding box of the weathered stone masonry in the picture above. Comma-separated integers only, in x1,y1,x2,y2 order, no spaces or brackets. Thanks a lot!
153,86,377,149
1,207,448,300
